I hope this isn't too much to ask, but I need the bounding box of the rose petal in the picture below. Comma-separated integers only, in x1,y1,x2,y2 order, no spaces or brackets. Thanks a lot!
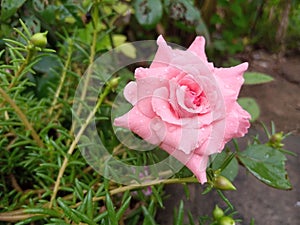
124,81,137,105
187,36,207,62
185,153,209,184
135,67,172,80
150,35,174,69
135,76,168,118
223,102,251,143
152,87,180,123
161,122,210,154
161,141,209,184
214,63,248,109
114,107,162,145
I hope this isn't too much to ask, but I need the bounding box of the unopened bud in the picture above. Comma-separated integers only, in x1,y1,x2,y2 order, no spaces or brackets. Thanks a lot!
30,31,48,48
268,132,284,149
213,176,236,191
108,77,119,91
213,205,224,220
218,216,236,225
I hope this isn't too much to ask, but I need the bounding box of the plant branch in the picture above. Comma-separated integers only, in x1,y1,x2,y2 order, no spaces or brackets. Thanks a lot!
73,177,198,208
9,47,35,89
0,87,44,148
48,40,73,116
68,26,98,142
49,82,113,208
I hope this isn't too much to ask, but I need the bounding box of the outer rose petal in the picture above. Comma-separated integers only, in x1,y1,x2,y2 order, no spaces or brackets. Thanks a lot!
114,107,163,145
187,36,214,71
187,36,207,62
185,153,209,183
160,142,209,184
150,35,174,69
123,81,137,105
223,102,251,143
214,63,248,105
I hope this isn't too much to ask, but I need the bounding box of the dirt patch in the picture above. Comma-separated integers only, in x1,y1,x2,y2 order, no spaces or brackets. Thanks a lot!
241,51,300,134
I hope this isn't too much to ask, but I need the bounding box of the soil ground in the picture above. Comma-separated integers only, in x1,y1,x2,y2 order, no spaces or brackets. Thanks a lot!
156,51,300,225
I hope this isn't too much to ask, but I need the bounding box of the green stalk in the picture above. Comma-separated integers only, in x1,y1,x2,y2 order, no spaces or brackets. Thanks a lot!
49,82,113,208
48,40,73,116
72,177,198,208
68,24,98,142
9,46,35,89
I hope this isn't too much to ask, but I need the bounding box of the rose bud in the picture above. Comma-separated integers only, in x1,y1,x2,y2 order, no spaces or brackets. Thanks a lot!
30,31,48,48
108,77,120,91
213,176,236,191
218,216,236,225
268,132,284,149
213,205,224,220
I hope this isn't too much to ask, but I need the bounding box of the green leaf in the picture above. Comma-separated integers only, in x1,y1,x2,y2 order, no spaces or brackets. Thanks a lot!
211,151,239,181
238,97,260,122
187,211,195,225
117,42,137,59
238,145,292,190
134,0,163,28
86,189,94,219
244,72,274,85
0,0,26,21
174,200,184,225
71,208,97,225
57,198,81,223
105,193,118,225
141,206,156,225
15,215,46,225
116,196,131,220
24,207,61,217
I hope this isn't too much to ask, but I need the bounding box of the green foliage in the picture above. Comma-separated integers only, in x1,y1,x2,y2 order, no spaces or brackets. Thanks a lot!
238,97,260,122
134,0,163,28
244,72,274,85
0,0,27,21
287,2,300,50
211,151,239,182
238,145,292,190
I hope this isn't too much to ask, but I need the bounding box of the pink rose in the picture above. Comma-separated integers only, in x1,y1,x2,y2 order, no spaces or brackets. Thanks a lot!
114,35,251,184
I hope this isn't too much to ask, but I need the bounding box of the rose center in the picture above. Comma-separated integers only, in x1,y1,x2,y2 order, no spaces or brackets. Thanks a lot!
186,88,205,108
192,92,205,106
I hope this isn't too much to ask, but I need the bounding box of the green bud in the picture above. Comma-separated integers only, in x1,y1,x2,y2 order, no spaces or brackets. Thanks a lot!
65,16,76,24
108,77,120,91
213,205,224,220
218,216,236,225
213,175,236,191
268,132,284,149
30,31,48,48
